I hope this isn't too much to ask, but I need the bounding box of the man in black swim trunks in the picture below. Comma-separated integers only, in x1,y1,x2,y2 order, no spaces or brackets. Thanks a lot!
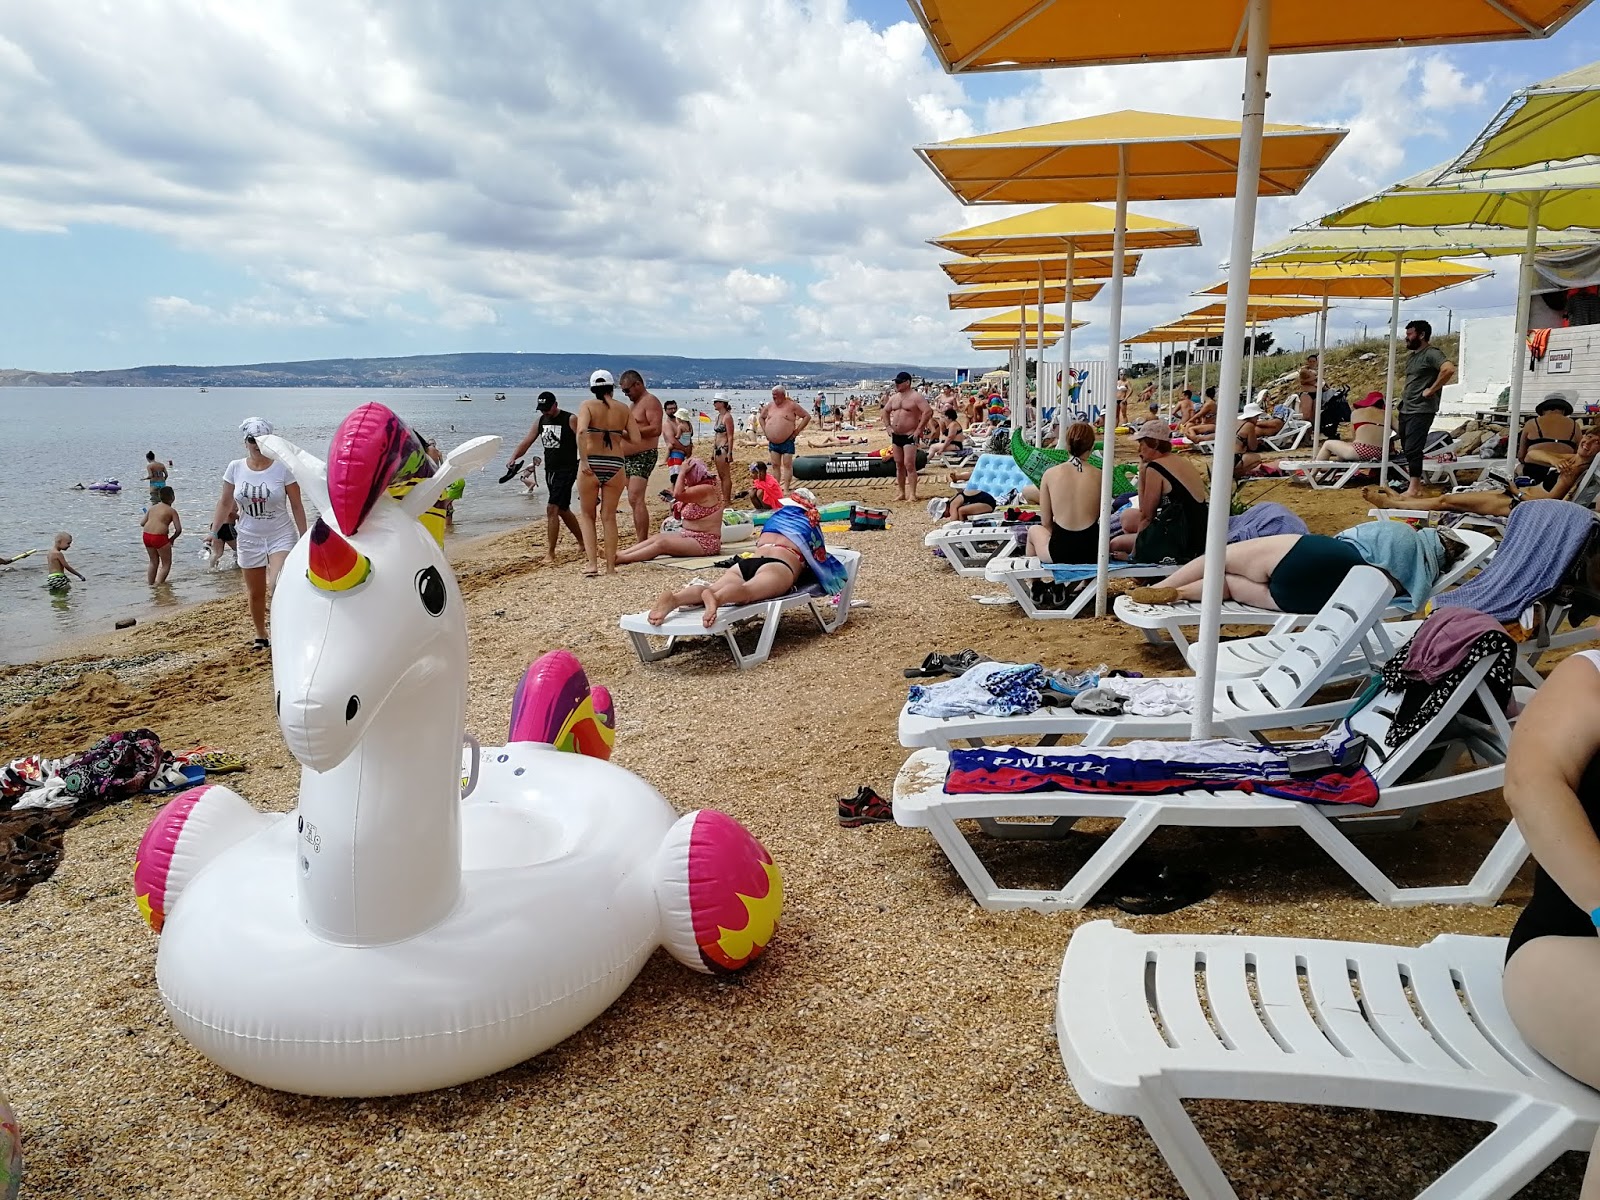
883,371,932,502
507,392,583,565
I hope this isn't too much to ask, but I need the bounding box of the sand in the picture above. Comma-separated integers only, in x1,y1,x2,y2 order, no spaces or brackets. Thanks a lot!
0,431,1582,1200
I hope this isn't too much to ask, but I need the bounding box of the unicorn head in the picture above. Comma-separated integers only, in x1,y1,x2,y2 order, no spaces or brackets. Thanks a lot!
262,405,499,773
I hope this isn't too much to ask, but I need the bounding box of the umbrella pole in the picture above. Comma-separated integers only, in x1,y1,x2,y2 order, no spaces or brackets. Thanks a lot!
1505,195,1543,468
1093,146,1130,617
1037,266,1047,446
1190,0,1269,740
1060,245,1075,445
1379,256,1402,487
1311,292,1328,456
1246,319,1257,399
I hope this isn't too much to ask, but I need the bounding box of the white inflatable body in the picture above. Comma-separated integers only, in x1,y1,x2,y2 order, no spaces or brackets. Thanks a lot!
136,406,780,1096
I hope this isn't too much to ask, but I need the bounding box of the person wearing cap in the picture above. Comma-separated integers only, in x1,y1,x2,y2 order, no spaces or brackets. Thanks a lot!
761,386,811,491
616,369,665,544
748,461,784,510
1314,391,1388,467
883,371,932,502
711,396,736,505
1519,393,1582,488
576,370,639,576
208,417,307,650
1111,419,1208,562
506,391,583,565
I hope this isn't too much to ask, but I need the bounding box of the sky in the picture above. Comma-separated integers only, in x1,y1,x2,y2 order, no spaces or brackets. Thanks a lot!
1,0,1597,374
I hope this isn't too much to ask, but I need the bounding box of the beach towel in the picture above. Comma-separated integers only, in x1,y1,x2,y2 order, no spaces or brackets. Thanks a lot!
1039,562,1165,583
761,503,848,596
1435,499,1597,621
944,725,1377,807
907,662,1043,719
1392,608,1506,684
1228,501,1308,544
1378,627,1516,749
1336,519,1444,606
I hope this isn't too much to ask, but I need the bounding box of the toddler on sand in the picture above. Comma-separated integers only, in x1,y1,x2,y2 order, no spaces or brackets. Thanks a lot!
141,486,183,585
46,533,85,594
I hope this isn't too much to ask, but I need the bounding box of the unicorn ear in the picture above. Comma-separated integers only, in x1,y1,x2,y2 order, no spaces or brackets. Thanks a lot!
257,435,333,524
395,435,502,522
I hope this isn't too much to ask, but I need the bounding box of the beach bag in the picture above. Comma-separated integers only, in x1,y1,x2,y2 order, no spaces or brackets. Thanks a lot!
59,729,165,806
850,505,888,531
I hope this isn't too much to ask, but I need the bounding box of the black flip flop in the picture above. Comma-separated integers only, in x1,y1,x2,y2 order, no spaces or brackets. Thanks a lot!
903,652,945,679
498,460,524,484
1105,863,1214,915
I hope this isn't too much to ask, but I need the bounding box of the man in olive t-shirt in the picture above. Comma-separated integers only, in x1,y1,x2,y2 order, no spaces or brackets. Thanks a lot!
1398,319,1456,497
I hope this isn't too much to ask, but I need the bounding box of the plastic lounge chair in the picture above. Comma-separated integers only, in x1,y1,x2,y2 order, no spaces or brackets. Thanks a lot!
981,558,1170,619
925,521,1026,577
1279,458,1408,490
1263,419,1311,453
1112,529,1496,663
892,654,1526,911
618,548,859,670
902,567,1397,750
1056,920,1600,1200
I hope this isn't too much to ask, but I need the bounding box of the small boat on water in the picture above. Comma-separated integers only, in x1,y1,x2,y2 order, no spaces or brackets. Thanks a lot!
457,394,472,402
199,387,208,393
494,392,507,401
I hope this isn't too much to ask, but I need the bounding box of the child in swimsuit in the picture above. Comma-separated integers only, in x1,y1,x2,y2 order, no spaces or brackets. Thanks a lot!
46,532,85,594
141,485,182,585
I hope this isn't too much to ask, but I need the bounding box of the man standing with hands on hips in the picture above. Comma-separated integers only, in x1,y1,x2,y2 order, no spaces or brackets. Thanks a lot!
1398,319,1456,499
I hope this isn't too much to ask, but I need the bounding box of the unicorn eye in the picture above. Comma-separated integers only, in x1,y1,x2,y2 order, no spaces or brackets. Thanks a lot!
416,566,446,616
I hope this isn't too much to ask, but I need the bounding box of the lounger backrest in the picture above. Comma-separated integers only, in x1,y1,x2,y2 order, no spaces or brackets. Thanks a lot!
1345,655,1501,786
1248,567,1395,708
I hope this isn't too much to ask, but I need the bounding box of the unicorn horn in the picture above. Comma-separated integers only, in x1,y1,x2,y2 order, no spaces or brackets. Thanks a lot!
307,519,372,592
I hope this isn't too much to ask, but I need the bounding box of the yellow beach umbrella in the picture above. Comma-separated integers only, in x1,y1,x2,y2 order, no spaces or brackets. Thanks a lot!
972,337,1059,351
941,252,1140,286
948,279,1105,309
1256,225,1600,263
1321,157,1600,467
904,1,1590,70
962,307,1080,333
916,111,1345,205
929,203,1200,257
1129,322,1228,413
904,0,1596,739
1445,60,1600,173
1195,259,1493,451
919,110,1345,614
1184,296,1323,321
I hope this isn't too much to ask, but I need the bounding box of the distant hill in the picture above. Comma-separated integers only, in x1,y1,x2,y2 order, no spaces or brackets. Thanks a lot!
0,351,954,390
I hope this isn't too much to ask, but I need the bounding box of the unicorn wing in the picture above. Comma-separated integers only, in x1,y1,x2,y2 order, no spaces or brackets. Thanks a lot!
394,435,502,522
257,435,333,523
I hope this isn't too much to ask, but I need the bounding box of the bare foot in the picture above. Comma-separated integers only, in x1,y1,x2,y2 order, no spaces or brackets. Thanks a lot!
1362,486,1397,508
646,589,679,626
700,592,721,628
1130,585,1181,605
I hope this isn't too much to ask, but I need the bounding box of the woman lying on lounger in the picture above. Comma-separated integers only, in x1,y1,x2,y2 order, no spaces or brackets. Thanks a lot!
1365,429,1599,519
1130,520,1467,614
615,458,726,564
645,500,847,629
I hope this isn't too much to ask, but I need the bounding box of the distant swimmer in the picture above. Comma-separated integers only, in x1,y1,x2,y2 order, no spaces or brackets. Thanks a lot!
145,450,170,503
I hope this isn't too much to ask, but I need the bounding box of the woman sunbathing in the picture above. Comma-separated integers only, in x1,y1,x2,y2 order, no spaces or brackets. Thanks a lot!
1315,391,1387,463
615,458,725,563
1130,521,1466,614
645,501,847,629
1366,429,1599,518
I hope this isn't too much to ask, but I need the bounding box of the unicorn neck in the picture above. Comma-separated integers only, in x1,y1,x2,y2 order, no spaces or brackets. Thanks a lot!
296,672,465,946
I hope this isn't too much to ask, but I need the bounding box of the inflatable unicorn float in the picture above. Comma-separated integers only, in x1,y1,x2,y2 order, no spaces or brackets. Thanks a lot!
132,403,782,1097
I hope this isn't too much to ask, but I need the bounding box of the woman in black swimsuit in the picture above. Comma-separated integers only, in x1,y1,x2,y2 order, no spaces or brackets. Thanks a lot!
1502,649,1600,1195
644,531,812,630
1025,422,1102,564
1519,394,1580,488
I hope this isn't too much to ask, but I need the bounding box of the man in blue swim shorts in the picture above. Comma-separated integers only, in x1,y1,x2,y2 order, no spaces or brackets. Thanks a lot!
760,385,809,490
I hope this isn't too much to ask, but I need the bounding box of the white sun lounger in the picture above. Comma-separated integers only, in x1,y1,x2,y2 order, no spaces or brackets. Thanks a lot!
1057,920,1600,1200
981,558,1170,619
1278,457,1408,490
892,654,1526,911
901,567,1395,749
618,548,860,670
1113,528,1496,663
1200,420,1311,458
924,521,1025,577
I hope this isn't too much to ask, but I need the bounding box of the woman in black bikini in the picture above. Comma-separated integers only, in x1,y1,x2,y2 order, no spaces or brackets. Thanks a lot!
1025,422,1102,564
644,531,812,630
1501,649,1600,1196
576,369,639,576
711,397,736,505
1518,394,1580,488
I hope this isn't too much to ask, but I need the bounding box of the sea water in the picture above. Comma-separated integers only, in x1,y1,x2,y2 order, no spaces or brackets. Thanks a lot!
0,385,786,664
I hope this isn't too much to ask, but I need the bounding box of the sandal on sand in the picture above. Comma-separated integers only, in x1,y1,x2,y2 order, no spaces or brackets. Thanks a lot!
251,637,271,651
838,786,893,827
146,763,206,796
186,750,245,774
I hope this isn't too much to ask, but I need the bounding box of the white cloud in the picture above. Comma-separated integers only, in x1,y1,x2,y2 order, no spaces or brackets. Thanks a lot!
724,268,791,305
0,2,1520,367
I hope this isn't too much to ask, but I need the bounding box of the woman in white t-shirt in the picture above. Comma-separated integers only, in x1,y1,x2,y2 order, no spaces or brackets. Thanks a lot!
208,417,308,650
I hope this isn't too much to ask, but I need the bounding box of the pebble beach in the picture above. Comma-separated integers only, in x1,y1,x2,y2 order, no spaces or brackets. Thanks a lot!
0,428,1581,1200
